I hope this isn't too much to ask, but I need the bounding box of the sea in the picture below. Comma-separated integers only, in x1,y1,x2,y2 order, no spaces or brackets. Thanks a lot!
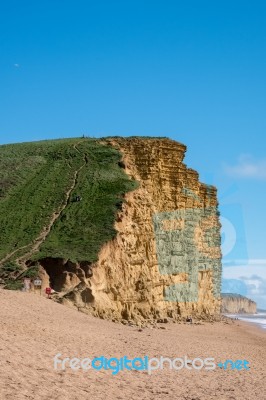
224,312,266,330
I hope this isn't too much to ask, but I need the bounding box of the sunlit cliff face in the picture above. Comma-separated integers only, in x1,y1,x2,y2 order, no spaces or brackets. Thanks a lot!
39,138,222,323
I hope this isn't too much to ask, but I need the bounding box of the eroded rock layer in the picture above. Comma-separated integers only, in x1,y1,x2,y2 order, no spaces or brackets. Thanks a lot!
39,137,222,322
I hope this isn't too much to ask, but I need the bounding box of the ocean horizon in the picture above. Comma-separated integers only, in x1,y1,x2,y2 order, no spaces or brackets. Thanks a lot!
224,313,266,330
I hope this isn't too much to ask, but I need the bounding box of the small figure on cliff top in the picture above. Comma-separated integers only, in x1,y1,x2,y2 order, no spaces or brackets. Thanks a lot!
73,195,82,202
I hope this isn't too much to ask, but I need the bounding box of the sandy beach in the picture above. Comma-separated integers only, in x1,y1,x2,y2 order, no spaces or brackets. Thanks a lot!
0,289,265,400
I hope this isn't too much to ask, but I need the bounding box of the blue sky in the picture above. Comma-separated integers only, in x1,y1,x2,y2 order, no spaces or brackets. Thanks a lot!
0,1,265,307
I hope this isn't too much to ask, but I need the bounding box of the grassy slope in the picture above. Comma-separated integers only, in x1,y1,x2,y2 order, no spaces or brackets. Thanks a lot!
0,138,137,271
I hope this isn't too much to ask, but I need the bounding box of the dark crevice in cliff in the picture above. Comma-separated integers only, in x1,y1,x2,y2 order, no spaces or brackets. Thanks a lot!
31,257,93,293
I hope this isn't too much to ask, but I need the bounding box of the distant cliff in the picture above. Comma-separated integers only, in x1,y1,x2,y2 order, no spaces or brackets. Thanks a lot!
222,293,256,314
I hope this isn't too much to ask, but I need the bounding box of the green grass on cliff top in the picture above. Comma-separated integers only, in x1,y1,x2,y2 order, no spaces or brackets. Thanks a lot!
0,137,138,265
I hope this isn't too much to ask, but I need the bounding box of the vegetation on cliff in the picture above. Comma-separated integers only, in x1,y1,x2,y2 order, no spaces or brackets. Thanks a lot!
0,137,138,284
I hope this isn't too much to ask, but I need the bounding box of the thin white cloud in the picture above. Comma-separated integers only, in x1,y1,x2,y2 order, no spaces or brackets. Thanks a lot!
223,263,266,280
224,154,266,180
222,262,266,308
240,275,266,296
223,259,266,266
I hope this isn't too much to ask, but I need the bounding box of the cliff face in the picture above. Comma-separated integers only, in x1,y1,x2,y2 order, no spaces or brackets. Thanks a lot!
222,294,257,314
43,137,222,322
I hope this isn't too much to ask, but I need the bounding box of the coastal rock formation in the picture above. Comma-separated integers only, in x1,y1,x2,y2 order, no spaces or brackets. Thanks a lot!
222,293,257,314
44,137,222,322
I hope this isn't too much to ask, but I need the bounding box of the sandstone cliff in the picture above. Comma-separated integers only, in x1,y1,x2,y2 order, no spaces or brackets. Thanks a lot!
222,293,257,314
35,138,222,323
